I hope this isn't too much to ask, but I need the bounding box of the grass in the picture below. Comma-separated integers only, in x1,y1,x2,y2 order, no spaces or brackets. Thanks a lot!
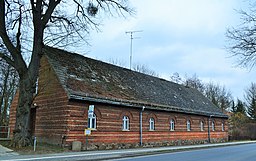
0,140,70,155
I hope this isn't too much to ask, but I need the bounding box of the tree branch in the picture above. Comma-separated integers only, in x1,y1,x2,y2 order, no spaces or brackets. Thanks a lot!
0,52,16,68
30,0,36,10
226,6,256,69
16,3,22,52
0,0,27,73
0,0,18,58
42,0,61,27
31,0,42,27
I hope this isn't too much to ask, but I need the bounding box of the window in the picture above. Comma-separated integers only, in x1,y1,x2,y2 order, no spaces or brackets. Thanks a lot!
212,121,215,131
200,121,204,131
221,122,225,131
122,116,129,130
187,120,191,131
88,114,96,129
170,119,175,131
149,118,155,131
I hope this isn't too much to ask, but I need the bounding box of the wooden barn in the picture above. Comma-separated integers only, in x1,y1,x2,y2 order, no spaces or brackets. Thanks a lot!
9,47,228,150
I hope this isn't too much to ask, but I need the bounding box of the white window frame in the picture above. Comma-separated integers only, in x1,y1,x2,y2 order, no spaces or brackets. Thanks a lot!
170,119,175,131
212,121,215,131
221,122,225,131
122,116,129,131
149,118,155,131
187,120,191,131
200,121,204,131
88,114,96,129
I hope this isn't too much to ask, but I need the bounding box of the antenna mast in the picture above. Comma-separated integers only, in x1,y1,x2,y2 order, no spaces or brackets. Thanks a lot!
125,30,142,70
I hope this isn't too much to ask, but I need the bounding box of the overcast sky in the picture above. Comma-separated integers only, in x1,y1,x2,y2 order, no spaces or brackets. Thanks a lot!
74,0,255,100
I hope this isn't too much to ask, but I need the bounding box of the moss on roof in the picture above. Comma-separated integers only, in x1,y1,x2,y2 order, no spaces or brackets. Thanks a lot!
43,46,228,118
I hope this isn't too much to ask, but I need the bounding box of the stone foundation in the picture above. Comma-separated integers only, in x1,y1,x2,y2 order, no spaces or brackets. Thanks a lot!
82,138,228,151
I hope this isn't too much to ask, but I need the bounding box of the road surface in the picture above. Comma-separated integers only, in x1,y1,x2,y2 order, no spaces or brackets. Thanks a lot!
1,142,256,161
115,143,256,161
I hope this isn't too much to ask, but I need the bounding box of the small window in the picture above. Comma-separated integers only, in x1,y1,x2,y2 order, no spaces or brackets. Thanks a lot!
122,116,129,131
200,121,204,131
88,114,96,129
212,121,215,131
187,120,191,131
221,122,225,131
170,119,175,131
149,118,155,131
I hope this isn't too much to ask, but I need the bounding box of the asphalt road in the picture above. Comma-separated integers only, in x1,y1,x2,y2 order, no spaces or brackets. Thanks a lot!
114,143,256,161
1,142,256,161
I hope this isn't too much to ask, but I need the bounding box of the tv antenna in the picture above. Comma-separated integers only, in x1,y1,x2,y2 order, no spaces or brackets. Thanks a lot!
125,30,143,70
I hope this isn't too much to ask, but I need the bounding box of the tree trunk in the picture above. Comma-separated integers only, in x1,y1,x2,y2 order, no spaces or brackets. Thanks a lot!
10,26,42,147
11,77,34,147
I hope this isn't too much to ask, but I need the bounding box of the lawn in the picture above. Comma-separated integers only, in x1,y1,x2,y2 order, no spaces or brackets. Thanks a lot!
0,140,70,155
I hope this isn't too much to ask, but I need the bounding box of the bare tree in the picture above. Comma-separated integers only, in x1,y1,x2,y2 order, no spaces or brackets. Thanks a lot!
107,58,127,68
169,73,233,111
0,60,18,126
182,74,233,111
0,0,132,147
204,82,233,112
244,82,256,119
226,2,256,69
133,63,159,77
183,73,205,93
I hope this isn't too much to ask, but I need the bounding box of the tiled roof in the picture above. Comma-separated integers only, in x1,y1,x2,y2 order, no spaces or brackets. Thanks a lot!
43,46,228,118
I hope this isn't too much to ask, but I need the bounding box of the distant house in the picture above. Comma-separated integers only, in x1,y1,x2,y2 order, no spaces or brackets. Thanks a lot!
9,47,228,150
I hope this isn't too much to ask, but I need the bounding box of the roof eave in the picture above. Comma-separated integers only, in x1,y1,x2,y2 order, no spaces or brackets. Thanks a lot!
69,94,229,119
